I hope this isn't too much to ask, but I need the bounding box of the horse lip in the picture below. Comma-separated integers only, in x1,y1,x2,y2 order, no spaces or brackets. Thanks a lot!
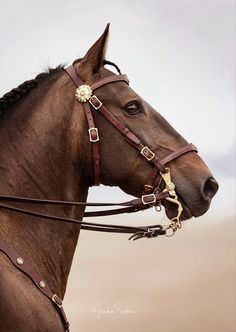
177,193,194,219
162,193,193,221
177,189,212,219
179,200,193,220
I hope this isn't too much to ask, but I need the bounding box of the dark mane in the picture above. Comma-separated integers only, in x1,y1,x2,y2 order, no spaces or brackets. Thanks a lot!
0,60,121,119
73,59,122,75
0,65,64,118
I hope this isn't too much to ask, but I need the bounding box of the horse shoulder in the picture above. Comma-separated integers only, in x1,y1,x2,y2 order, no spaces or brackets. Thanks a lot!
0,253,65,332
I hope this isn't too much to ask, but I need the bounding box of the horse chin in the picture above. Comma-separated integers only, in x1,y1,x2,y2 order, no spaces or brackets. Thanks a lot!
162,199,193,221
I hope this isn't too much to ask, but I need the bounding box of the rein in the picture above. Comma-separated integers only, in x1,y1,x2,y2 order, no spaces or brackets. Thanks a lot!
0,191,169,240
0,65,198,332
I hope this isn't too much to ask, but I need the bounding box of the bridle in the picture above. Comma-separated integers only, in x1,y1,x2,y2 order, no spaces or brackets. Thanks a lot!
0,65,198,331
65,66,197,190
64,64,197,235
0,65,198,238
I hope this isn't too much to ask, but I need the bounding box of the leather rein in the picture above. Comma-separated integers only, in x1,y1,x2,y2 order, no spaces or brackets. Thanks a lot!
0,65,198,331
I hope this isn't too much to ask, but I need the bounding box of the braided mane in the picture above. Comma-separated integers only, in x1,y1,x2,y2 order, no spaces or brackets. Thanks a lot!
0,66,64,118
0,60,121,119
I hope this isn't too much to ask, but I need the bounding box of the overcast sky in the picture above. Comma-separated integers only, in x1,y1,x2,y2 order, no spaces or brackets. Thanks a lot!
0,0,235,217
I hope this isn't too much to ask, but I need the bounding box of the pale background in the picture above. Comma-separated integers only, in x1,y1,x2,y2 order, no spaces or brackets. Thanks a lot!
0,1,235,332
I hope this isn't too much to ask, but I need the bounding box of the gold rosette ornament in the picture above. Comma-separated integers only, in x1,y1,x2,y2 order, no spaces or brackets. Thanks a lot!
75,85,93,102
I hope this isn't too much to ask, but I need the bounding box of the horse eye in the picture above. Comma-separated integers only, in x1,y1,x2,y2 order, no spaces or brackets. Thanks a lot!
125,103,140,115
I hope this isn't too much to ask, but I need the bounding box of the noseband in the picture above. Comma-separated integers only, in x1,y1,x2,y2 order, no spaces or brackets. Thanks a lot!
0,65,198,332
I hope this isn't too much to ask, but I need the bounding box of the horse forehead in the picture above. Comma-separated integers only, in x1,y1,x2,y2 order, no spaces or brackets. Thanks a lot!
98,80,138,103
93,68,153,109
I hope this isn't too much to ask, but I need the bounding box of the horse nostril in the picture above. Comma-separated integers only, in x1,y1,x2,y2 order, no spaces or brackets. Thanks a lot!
203,177,219,200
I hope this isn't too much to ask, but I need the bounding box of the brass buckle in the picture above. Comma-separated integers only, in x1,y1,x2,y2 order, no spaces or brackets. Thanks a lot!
89,95,103,110
144,184,153,190
140,146,155,161
143,184,153,194
141,193,156,205
88,128,99,142
160,168,176,197
160,167,184,237
52,294,63,308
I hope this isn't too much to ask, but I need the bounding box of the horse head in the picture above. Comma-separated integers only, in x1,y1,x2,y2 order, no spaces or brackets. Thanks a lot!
68,25,218,222
0,24,219,332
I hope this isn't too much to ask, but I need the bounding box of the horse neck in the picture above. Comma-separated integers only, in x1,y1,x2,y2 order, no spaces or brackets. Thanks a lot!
0,72,89,298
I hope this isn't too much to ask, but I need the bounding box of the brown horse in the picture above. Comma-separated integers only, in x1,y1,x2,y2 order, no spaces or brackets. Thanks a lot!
0,25,218,331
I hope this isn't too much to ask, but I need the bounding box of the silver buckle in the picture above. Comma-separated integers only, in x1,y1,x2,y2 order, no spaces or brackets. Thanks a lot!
140,146,155,161
89,95,103,110
88,128,99,142
52,294,63,308
141,193,156,205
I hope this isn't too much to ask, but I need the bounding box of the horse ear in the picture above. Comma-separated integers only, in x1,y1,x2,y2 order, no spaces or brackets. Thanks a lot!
75,24,110,81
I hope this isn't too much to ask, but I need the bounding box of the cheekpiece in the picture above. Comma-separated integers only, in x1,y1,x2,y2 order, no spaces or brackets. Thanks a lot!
75,84,93,102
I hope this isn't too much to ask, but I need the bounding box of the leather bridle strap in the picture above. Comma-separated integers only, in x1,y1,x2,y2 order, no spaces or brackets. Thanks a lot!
143,143,198,194
65,66,167,175
160,143,197,165
65,67,131,186
89,85,168,172
65,66,101,185
89,95,167,172
0,240,70,331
